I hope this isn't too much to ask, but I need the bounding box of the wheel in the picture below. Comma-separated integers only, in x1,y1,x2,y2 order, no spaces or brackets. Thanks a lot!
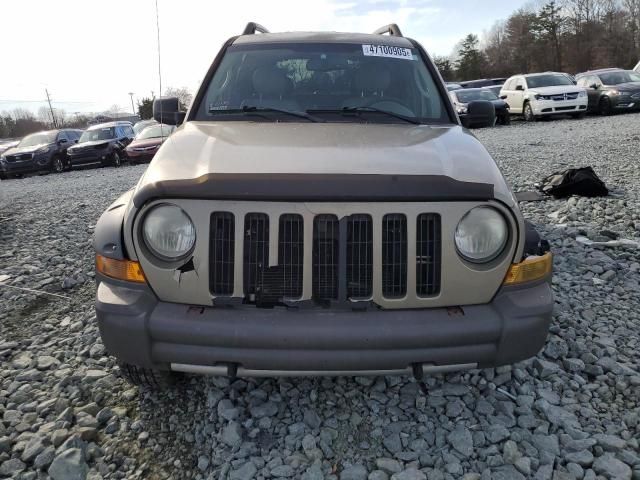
118,362,180,390
599,97,612,116
50,155,64,174
523,102,537,122
571,112,586,119
111,151,122,167
0,173,8,180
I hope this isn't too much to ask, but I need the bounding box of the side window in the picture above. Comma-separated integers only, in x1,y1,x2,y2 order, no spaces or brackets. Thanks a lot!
115,127,124,138
126,126,134,137
516,78,525,90
592,75,602,87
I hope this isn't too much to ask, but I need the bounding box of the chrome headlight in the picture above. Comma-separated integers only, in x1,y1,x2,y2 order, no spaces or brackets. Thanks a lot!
578,91,587,97
35,146,51,155
142,204,196,260
455,206,508,263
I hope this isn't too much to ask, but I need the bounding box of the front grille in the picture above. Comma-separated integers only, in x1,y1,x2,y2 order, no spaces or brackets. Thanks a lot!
208,211,441,304
6,153,32,162
313,215,339,300
210,212,235,295
278,214,304,298
416,214,441,296
243,213,269,295
382,214,407,298
347,215,373,298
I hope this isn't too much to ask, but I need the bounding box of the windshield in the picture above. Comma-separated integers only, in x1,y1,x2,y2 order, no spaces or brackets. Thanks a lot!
526,74,574,88
133,120,156,135
19,131,56,147
79,127,116,143
455,89,498,103
599,70,640,85
195,42,450,124
136,124,174,140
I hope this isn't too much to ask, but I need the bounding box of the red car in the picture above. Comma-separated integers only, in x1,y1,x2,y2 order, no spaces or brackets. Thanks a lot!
125,124,175,164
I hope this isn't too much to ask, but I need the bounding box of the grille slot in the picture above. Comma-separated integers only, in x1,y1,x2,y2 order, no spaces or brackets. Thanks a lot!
243,213,269,295
416,214,441,296
347,214,373,298
278,214,304,298
210,212,235,295
313,215,339,300
382,214,407,298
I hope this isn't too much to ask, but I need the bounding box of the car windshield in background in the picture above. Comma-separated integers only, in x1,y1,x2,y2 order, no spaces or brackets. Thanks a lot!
526,74,574,88
456,90,498,102
136,124,174,140
19,132,56,147
195,43,450,124
79,127,116,143
599,70,640,85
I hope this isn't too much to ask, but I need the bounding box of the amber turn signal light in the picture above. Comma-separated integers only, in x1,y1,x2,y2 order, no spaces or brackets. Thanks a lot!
503,252,552,285
96,254,146,283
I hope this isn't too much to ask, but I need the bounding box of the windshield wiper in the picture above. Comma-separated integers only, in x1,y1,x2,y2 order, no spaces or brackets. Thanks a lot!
209,106,322,122
308,107,422,125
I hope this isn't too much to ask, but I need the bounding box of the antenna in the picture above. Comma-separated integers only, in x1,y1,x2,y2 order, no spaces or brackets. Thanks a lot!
155,0,164,141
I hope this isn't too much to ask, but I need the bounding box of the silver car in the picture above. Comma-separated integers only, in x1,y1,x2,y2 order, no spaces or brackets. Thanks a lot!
93,22,553,388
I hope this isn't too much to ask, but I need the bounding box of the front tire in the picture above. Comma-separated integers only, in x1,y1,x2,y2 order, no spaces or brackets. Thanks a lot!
111,151,122,167
0,173,8,180
118,362,179,390
523,102,537,122
499,113,511,125
50,155,64,174
599,97,612,116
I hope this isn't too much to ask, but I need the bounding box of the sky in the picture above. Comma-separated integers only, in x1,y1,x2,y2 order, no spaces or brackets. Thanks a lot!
0,0,529,116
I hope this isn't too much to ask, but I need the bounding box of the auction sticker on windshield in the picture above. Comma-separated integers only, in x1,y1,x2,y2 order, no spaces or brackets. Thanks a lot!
362,44,415,60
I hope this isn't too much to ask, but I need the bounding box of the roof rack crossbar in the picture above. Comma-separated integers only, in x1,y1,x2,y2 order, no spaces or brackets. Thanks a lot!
243,22,270,35
373,24,403,37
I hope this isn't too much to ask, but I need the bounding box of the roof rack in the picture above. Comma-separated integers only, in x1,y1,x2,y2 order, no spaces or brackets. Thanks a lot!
373,24,403,37
242,22,270,35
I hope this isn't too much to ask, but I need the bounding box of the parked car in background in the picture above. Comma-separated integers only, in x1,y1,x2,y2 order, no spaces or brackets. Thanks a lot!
133,119,157,136
446,82,463,91
0,129,82,180
575,68,640,115
67,122,134,169
459,78,506,89
0,139,20,157
449,88,510,126
125,124,175,164
485,85,503,97
93,22,552,387
500,72,587,121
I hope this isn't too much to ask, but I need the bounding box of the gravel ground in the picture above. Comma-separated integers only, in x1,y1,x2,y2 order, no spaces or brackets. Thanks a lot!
1,114,639,480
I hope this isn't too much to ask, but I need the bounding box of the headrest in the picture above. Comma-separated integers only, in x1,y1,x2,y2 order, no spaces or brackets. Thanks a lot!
252,67,292,96
354,64,391,92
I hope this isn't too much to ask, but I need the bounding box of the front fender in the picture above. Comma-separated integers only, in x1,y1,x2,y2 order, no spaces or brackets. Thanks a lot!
94,189,134,260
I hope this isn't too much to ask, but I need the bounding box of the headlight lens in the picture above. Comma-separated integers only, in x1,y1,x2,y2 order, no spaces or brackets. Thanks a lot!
36,146,51,154
578,91,587,97
142,204,196,260
455,207,508,263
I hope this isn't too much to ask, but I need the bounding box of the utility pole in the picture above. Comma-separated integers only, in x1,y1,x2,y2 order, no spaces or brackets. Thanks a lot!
45,89,57,128
128,92,135,115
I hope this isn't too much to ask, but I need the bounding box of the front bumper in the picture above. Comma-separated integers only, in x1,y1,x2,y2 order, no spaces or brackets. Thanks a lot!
0,153,51,174
95,276,553,375
531,98,588,115
611,94,640,110
126,149,156,163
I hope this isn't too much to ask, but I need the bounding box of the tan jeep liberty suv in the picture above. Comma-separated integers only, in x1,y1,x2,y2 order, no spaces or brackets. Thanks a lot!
93,22,553,388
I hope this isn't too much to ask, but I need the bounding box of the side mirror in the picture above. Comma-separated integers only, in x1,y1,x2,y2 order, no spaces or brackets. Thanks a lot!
74,139,79,143
153,97,185,125
464,100,496,129
515,85,524,91
58,138,68,145
499,95,508,100
590,84,598,90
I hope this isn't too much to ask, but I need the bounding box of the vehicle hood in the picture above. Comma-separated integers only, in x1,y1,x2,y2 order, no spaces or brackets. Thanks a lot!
127,138,164,149
3,143,51,155
528,85,584,95
134,122,516,206
604,82,640,91
459,99,508,109
69,140,112,151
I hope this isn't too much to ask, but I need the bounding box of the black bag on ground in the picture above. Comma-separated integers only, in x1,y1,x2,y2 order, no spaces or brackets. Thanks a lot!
538,167,608,198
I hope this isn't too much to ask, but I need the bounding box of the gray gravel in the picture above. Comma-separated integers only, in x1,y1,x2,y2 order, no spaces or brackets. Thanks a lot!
1,114,639,480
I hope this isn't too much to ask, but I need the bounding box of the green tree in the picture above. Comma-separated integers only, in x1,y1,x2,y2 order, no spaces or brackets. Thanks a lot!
455,34,484,80
532,1,567,71
138,97,154,120
433,55,455,81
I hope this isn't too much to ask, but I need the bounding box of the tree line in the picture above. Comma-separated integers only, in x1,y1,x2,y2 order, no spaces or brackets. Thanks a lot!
435,0,640,82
